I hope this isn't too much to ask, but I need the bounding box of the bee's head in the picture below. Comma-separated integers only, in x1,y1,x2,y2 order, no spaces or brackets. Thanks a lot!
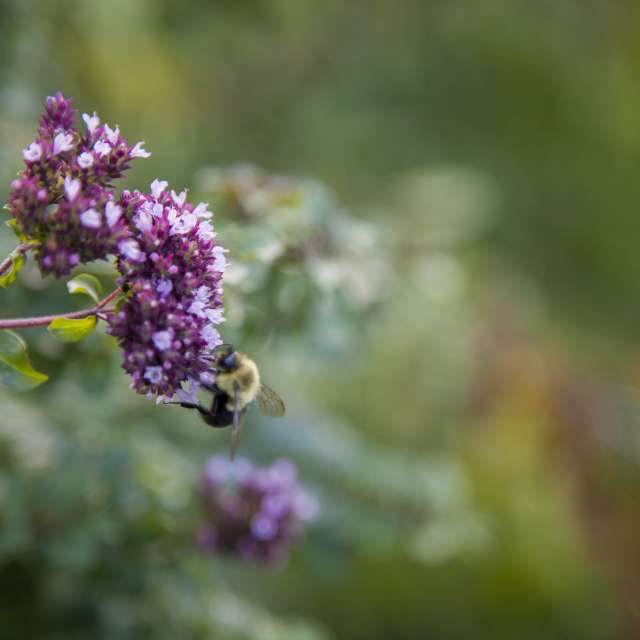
214,344,238,372
220,352,238,372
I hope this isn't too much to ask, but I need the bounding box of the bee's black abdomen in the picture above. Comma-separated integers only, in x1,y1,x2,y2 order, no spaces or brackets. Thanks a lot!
203,391,234,428
204,410,234,428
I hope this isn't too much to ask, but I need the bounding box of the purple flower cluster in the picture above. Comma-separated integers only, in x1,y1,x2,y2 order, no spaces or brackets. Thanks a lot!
6,93,229,401
198,456,318,564
106,180,227,400
7,92,150,276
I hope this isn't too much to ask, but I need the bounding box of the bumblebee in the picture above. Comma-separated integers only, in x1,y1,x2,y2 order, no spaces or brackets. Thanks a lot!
173,344,285,458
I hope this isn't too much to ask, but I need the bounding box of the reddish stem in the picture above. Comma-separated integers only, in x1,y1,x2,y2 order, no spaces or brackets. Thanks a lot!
0,242,37,277
0,287,122,330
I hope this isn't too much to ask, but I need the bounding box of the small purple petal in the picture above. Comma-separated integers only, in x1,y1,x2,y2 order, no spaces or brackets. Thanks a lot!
201,325,222,348
143,366,163,384
103,124,120,145
78,152,94,169
152,330,172,351
82,111,100,134
94,140,111,157
22,142,42,162
105,201,122,227
155,278,173,296
193,202,212,219
64,176,81,201
171,189,187,206
135,210,154,233
53,132,74,155
118,239,145,262
130,141,151,158
150,179,168,198
80,208,102,228
177,379,199,404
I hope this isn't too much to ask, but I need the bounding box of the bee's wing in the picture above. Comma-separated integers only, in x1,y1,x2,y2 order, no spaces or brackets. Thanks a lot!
230,381,245,460
213,343,234,355
257,383,286,417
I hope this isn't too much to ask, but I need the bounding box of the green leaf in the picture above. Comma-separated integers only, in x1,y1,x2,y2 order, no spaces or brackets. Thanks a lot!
113,291,129,312
235,227,284,264
66,274,103,304
5,219,29,242
0,251,25,288
47,316,97,342
0,330,48,391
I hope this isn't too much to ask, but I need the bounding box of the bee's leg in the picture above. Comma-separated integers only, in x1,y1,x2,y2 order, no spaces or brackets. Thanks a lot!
230,381,241,460
199,380,218,394
166,400,215,420
168,399,231,430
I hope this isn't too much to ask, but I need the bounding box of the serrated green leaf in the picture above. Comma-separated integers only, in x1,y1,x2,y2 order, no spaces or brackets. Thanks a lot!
5,219,29,242
0,251,25,288
66,274,103,304
47,316,97,342
0,330,48,391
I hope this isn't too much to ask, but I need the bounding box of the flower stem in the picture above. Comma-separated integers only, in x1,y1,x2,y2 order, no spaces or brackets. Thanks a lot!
0,242,38,277
0,287,122,330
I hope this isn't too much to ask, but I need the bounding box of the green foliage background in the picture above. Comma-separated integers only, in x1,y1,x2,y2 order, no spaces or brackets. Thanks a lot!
1,1,640,638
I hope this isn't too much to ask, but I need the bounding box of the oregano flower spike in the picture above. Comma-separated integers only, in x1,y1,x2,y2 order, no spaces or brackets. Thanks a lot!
3,93,227,405
106,181,227,401
8,92,150,276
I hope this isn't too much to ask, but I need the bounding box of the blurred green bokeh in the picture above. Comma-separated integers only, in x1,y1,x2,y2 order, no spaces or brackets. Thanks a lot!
2,1,640,638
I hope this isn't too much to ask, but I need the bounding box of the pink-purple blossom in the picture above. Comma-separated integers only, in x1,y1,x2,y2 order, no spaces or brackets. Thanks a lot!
82,111,100,135
198,457,318,564
8,175,131,277
77,152,94,169
7,93,229,403
106,181,226,400
7,92,152,276
22,142,43,162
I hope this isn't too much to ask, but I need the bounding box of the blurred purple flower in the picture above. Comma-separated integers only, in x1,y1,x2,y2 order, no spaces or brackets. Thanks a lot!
198,456,318,564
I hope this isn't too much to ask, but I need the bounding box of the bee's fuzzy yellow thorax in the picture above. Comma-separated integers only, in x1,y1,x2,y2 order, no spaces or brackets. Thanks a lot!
216,354,261,410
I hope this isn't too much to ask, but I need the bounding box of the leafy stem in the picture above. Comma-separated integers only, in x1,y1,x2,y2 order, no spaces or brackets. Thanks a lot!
0,287,122,330
0,241,38,278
